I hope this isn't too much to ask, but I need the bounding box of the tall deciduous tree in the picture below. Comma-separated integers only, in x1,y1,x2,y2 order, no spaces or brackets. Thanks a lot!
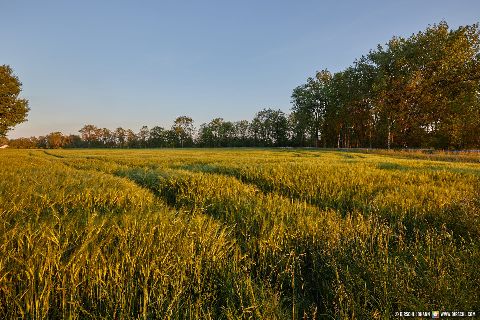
293,21,480,149
137,126,150,148
369,21,480,148
99,128,114,147
291,70,332,147
79,124,100,147
45,132,69,149
126,129,137,148
0,65,29,137
149,126,167,147
114,127,127,148
233,120,250,146
250,108,288,146
172,116,194,147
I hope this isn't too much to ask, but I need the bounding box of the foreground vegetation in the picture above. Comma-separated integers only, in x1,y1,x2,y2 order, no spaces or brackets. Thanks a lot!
1,149,479,319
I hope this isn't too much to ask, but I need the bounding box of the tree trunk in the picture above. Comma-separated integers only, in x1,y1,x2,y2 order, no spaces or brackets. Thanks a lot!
369,125,372,149
387,124,391,149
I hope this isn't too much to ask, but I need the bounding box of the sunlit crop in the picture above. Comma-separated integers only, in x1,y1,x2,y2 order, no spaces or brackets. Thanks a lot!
1,149,479,319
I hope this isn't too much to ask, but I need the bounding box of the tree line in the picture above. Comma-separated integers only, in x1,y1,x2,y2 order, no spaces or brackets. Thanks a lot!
6,110,293,149
3,21,480,149
290,21,480,149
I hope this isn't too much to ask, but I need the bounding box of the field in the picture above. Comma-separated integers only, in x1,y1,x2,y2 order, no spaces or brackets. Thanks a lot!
1,149,479,319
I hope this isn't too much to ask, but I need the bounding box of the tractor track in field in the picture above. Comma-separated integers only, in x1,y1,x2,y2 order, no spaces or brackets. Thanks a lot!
40,150,334,214
40,151,173,212
174,162,480,241
174,162,363,215
45,152,294,206
40,150,480,241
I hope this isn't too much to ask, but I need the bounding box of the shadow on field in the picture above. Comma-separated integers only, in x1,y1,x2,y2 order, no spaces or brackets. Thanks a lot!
176,163,480,243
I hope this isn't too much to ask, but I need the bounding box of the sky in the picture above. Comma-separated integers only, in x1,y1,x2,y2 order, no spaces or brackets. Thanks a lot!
2,0,480,138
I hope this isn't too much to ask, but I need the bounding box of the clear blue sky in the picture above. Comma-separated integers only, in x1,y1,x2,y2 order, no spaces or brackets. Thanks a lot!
2,0,479,138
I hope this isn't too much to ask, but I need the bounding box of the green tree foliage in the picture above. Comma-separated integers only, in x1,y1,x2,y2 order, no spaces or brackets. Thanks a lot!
79,124,101,147
126,129,137,148
326,60,376,148
0,65,29,137
149,126,168,147
114,127,127,147
197,118,247,147
137,126,150,148
369,22,480,149
291,70,332,147
198,118,225,147
7,137,38,148
66,134,83,148
250,108,289,147
294,21,480,149
233,120,251,146
45,132,70,148
172,116,194,147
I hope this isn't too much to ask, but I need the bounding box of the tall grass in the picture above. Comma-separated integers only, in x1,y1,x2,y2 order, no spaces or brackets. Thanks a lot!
1,149,479,319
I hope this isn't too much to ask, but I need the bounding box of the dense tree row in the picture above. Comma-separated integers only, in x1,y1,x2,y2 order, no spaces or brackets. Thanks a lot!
291,21,480,149
7,110,292,149
4,22,480,149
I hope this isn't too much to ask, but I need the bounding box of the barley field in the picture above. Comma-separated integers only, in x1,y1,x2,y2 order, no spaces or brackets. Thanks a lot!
1,149,479,319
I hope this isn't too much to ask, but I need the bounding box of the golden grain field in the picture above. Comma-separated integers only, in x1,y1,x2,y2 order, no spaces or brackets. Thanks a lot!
1,149,479,319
